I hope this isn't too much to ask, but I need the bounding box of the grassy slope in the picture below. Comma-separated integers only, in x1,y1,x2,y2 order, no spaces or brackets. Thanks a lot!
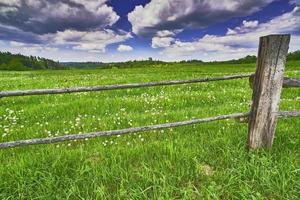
0,62,299,199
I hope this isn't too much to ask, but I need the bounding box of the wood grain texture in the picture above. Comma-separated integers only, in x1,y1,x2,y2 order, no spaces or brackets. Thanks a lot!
0,74,251,98
247,34,290,149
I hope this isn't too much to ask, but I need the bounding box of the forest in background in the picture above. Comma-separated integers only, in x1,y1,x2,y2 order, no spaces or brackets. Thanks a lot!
0,52,64,70
0,51,300,71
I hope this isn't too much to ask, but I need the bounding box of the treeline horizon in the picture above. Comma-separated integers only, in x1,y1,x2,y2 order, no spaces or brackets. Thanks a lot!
1,50,300,71
0,52,65,70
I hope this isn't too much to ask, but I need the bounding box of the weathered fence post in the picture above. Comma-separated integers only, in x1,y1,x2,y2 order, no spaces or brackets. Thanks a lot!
247,34,290,149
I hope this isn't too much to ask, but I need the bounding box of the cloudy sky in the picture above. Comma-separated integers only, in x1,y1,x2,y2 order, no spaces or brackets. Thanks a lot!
0,0,299,62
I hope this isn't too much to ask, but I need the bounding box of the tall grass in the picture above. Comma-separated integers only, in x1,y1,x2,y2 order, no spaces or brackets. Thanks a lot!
0,62,299,199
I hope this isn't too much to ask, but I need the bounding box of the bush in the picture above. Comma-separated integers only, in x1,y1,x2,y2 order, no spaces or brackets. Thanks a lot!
7,59,29,71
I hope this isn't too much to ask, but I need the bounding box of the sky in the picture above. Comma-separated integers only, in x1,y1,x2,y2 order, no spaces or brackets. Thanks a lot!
0,0,299,62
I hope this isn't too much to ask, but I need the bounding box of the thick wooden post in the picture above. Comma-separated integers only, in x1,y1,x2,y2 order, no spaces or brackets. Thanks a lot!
247,34,290,149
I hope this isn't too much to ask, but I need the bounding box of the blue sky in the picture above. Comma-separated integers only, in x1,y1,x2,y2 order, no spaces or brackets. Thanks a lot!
0,0,299,62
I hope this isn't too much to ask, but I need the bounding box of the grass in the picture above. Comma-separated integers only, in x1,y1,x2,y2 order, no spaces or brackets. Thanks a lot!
0,62,300,199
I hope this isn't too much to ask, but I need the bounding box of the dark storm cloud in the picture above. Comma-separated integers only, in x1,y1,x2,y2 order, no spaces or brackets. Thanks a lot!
0,0,119,42
128,0,276,36
0,24,43,43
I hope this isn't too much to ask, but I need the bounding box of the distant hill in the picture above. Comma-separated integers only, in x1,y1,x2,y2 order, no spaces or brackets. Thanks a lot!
62,59,168,69
221,55,257,64
215,51,300,64
179,51,300,64
179,55,257,65
108,59,167,68
0,52,65,70
61,62,108,69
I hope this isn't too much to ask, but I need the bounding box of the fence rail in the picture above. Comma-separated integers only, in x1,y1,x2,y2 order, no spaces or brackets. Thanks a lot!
0,74,251,98
1,76,299,99
0,112,249,149
249,75,300,89
0,34,299,150
282,77,300,88
1,74,299,99
0,110,299,149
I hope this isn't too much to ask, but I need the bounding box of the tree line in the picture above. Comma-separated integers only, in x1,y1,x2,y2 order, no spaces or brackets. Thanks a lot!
1,50,299,71
0,52,65,70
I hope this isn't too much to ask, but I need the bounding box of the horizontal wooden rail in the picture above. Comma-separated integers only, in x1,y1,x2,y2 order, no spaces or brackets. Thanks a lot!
249,75,300,89
236,110,300,123
0,112,249,149
0,74,252,98
283,77,300,88
0,110,299,149
277,110,300,118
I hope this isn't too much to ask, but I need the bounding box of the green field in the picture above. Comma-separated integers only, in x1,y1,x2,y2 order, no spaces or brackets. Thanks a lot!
1,62,300,199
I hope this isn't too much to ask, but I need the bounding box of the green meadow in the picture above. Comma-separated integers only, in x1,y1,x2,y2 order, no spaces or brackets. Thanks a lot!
0,62,300,199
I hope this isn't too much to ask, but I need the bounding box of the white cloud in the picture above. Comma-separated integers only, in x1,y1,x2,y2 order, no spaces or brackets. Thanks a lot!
243,20,259,29
156,30,176,37
152,37,174,48
0,0,20,7
52,29,132,53
36,0,119,27
117,44,133,52
160,7,300,61
0,0,129,59
0,40,160,62
9,41,59,54
128,0,275,35
151,30,179,48
0,0,119,35
226,20,259,35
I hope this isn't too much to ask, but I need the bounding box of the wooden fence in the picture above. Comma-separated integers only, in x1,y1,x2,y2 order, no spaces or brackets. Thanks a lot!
0,34,299,150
